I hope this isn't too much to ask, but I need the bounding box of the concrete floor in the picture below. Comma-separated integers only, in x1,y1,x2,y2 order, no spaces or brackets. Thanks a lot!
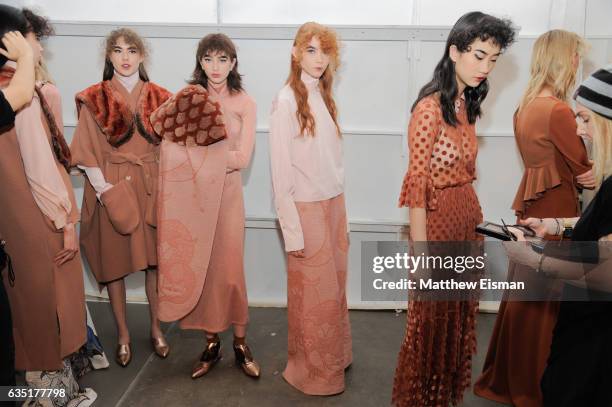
80,302,506,407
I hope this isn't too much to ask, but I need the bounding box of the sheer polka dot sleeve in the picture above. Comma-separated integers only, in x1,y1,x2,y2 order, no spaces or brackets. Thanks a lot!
398,102,440,208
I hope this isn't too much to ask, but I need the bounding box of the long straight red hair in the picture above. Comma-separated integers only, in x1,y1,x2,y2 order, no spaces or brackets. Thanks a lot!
288,22,341,137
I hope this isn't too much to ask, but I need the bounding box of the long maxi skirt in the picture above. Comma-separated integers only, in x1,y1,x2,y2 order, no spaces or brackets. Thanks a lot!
392,183,483,407
283,193,353,396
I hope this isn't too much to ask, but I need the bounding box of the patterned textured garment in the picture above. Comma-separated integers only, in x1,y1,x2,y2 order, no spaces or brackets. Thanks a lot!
24,358,96,407
154,85,228,323
155,84,256,333
283,194,352,395
393,94,483,407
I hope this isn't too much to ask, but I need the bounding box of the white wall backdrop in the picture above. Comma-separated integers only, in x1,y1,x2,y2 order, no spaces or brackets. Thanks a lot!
4,0,612,308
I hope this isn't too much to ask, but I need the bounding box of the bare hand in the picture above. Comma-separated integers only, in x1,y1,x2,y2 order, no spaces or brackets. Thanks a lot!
55,223,79,266
0,31,33,62
506,226,527,241
576,168,596,189
288,249,305,258
519,218,551,238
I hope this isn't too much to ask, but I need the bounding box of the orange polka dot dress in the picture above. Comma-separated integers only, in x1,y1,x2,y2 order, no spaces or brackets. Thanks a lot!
393,94,483,407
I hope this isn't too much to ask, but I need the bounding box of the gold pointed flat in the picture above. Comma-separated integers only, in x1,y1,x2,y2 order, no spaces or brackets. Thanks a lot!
151,336,170,358
116,343,132,367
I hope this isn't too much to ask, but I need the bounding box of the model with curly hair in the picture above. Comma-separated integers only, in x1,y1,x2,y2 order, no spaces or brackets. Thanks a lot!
269,21,352,395
394,11,516,407
71,27,172,367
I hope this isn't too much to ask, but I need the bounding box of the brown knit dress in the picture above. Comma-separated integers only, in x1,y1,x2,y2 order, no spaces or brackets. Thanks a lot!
393,94,483,407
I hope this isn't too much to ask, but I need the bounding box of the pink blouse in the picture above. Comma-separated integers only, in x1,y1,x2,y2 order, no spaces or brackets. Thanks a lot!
208,82,257,171
269,72,344,252
14,86,72,229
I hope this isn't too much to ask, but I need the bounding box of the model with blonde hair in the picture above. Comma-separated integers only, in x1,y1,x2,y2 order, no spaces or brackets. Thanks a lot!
475,29,595,407
581,109,612,187
502,65,612,406
71,27,172,367
269,21,352,395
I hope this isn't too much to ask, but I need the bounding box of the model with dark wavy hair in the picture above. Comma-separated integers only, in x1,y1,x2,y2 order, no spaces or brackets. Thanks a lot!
394,11,516,407
413,11,516,126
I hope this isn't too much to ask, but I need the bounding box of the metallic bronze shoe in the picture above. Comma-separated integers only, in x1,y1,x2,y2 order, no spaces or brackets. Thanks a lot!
233,343,260,378
116,343,132,367
191,340,221,379
151,336,170,358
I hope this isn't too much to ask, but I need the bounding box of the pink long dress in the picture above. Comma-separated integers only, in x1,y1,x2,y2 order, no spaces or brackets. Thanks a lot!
156,83,256,333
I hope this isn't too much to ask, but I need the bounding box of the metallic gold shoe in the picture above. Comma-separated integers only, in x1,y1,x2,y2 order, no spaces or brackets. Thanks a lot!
233,343,260,378
151,336,170,358
191,340,221,379
116,343,132,367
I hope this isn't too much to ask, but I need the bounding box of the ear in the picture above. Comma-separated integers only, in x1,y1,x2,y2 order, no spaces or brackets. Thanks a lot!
199,57,205,70
230,58,237,71
449,44,460,63
291,46,298,61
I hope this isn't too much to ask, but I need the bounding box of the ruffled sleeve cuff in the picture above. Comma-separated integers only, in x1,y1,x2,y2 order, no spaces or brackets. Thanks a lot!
398,173,437,210
511,164,562,214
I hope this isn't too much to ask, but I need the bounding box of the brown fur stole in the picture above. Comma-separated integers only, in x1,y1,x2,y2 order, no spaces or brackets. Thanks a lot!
75,81,172,147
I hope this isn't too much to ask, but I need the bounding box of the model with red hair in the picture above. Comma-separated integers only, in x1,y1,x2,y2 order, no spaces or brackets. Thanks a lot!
269,21,352,395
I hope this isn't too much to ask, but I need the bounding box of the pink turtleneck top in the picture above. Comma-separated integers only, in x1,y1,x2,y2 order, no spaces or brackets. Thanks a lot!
269,71,344,252
207,81,257,172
